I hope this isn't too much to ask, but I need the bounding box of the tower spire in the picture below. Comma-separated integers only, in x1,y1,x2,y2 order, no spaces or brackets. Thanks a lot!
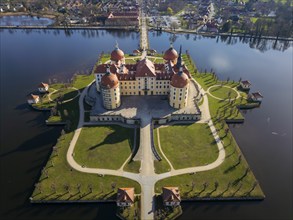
115,41,119,49
176,45,182,71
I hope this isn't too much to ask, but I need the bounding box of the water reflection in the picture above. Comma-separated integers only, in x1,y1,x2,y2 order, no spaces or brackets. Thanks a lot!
150,31,292,53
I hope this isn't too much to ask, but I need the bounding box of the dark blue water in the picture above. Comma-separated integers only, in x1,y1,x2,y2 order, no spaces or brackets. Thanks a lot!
0,16,54,26
0,29,292,220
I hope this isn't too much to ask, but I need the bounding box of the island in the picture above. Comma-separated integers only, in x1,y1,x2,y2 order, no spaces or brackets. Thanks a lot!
27,38,265,220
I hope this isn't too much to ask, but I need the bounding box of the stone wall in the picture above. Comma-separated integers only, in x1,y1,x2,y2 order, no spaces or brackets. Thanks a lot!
90,115,140,125
153,113,201,125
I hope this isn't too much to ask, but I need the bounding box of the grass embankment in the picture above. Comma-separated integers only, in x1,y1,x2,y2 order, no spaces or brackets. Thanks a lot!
153,128,171,174
155,56,264,199
158,124,219,169
74,125,135,170
31,131,140,201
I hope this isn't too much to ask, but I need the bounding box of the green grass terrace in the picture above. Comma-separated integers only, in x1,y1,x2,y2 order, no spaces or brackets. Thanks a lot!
73,125,136,170
157,124,219,170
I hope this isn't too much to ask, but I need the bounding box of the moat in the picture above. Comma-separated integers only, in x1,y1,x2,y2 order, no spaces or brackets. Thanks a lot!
0,29,292,220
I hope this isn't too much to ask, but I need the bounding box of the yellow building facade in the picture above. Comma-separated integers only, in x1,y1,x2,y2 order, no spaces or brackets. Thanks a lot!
94,45,191,110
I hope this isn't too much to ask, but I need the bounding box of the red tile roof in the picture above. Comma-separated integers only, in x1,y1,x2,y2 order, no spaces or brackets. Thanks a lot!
162,187,181,202
117,188,134,203
38,82,48,88
135,59,156,77
27,94,39,100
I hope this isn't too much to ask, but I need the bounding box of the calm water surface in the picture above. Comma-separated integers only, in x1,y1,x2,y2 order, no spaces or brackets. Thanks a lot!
0,29,292,220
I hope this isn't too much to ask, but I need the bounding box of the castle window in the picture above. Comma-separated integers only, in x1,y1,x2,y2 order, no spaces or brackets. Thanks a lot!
130,86,131,89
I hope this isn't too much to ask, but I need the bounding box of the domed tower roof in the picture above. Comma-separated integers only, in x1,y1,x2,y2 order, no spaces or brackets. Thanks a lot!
111,42,124,62
163,44,178,61
101,65,119,89
171,72,189,88
171,46,189,88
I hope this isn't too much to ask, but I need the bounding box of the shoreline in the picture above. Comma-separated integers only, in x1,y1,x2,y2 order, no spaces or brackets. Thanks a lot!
0,13,292,41
0,24,291,41
30,196,264,204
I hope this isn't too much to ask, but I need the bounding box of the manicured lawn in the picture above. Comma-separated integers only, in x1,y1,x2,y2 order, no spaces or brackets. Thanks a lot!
50,87,79,101
72,74,95,90
209,86,238,100
31,131,141,201
153,128,171,174
123,160,141,173
74,126,135,170
158,124,219,169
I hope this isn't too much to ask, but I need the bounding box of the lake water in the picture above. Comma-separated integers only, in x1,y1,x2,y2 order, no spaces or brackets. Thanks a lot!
0,16,54,26
0,29,292,220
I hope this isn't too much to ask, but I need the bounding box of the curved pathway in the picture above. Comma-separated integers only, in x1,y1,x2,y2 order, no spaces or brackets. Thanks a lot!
48,87,80,103
207,84,240,101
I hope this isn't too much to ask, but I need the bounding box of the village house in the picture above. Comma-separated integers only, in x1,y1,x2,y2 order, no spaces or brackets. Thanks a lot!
249,92,263,102
240,80,251,90
27,94,40,104
38,83,49,93
116,187,135,207
162,187,181,207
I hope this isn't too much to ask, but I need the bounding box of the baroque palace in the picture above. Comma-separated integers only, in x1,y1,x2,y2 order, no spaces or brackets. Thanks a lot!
94,44,191,110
